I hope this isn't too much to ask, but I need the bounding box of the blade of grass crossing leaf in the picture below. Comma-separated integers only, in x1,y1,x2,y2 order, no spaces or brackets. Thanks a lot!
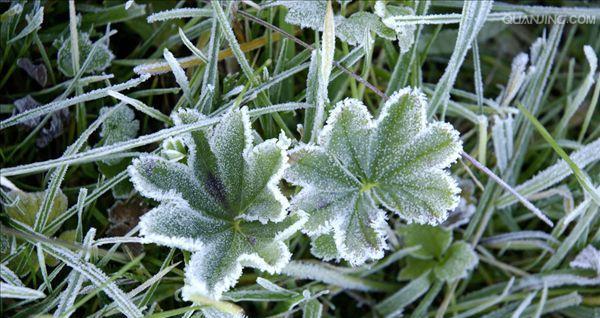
75,188,87,242
138,249,176,308
147,8,212,23
211,1,293,136
386,0,430,95
532,284,548,318
33,104,124,232
146,306,204,318
496,138,600,208
508,24,564,184
10,225,143,318
461,152,554,227
555,46,597,138
452,277,514,318
8,6,43,43
516,102,600,205
36,242,51,293
62,253,145,318
283,261,397,292
511,291,537,318
0,264,24,287
197,17,221,113
0,103,311,177
211,1,254,84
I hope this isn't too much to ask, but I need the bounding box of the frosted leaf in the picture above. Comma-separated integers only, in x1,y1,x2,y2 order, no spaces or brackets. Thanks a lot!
275,1,327,30
272,1,399,48
13,95,44,128
398,237,478,283
57,32,114,77
100,105,139,146
129,107,306,299
336,12,396,46
286,88,462,265
374,1,416,53
99,105,139,165
570,245,600,275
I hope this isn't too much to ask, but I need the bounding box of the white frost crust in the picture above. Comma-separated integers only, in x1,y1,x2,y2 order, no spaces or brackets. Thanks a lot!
292,188,355,237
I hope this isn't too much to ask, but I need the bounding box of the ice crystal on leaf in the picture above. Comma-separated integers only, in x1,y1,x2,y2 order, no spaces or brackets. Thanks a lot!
128,107,306,299
285,88,462,265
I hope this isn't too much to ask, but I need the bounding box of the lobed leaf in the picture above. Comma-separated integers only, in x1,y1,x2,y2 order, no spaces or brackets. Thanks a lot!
130,107,305,299
286,88,462,265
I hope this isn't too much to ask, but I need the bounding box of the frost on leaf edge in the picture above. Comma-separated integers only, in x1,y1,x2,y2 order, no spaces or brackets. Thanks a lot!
181,211,308,300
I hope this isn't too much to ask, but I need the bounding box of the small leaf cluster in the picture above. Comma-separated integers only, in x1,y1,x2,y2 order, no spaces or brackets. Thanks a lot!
398,224,478,282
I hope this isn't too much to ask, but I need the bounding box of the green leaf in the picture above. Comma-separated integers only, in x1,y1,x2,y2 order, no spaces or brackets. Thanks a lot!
399,224,452,259
433,241,478,282
129,107,306,299
398,257,436,281
286,88,462,265
5,190,67,233
57,32,114,77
